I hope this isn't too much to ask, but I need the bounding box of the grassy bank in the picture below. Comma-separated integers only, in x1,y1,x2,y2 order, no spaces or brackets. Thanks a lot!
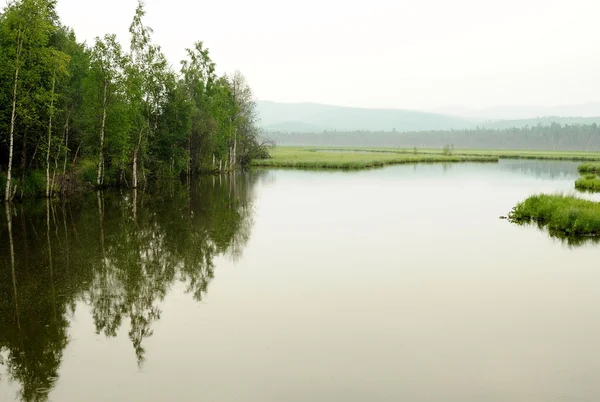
509,194,600,237
251,147,498,169
301,146,600,161
429,149,600,161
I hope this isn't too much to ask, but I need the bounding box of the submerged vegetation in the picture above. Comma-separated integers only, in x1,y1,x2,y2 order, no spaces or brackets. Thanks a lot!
0,0,268,201
251,147,497,169
509,194,600,237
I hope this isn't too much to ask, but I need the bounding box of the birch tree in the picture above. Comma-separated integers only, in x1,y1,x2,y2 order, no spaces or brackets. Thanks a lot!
87,34,124,187
0,0,57,201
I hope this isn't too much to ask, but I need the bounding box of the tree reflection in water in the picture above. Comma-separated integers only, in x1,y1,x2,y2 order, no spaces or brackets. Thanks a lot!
0,172,266,401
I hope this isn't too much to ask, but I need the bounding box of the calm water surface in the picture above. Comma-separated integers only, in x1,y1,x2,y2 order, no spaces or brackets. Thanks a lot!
2,160,600,402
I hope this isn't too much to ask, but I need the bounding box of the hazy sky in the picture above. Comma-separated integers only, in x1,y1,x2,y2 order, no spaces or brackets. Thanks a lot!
5,0,600,109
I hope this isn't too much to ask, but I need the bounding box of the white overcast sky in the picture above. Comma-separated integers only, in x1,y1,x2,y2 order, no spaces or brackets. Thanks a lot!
4,0,600,109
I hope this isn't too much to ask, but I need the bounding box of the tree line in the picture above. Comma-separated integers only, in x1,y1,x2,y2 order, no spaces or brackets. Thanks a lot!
0,0,269,201
266,122,600,151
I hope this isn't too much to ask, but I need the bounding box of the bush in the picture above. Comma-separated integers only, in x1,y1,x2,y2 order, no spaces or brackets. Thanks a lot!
79,159,98,185
21,170,46,198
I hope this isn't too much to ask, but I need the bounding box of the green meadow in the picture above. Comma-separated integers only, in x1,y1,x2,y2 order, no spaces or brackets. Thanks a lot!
251,147,497,169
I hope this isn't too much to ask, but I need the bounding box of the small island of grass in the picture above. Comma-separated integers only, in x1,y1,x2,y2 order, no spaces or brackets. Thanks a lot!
575,174,600,192
509,194,600,237
251,147,498,169
578,162,600,174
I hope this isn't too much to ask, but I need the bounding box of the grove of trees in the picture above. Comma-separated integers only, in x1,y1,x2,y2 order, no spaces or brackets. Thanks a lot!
0,0,269,201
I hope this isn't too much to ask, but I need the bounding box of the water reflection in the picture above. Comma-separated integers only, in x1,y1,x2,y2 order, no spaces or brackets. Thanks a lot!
499,159,580,179
510,218,600,247
0,173,264,401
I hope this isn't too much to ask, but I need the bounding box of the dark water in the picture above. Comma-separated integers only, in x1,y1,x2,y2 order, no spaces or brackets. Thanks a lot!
2,160,600,402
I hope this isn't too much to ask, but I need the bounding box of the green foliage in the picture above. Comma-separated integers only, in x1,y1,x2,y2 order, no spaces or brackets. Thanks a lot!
79,158,98,185
509,194,600,237
0,0,266,199
21,169,46,197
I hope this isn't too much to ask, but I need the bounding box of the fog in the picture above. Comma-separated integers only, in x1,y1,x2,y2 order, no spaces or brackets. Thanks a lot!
3,0,599,110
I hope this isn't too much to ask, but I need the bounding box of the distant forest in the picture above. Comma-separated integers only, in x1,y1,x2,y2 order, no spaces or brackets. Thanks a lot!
266,123,600,151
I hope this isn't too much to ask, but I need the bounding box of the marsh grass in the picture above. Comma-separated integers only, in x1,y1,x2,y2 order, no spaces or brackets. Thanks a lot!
575,174,600,192
301,147,600,161
509,194,600,237
251,147,497,169
578,162,600,174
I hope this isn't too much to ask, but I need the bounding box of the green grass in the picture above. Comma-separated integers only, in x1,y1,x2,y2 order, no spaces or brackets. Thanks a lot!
575,174,600,192
509,194,600,237
426,149,600,161
251,147,498,169
297,146,600,161
578,162,600,174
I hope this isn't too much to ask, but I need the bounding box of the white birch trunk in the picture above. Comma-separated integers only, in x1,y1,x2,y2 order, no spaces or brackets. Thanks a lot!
5,30,23,202
132,150,138,189
232,127,237,170
63,110,70,176
97,81,108,187
46,75,56,198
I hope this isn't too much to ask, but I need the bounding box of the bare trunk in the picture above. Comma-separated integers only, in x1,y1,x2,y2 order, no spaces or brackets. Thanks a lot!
20,129,28,199
52,141,59,196
97,81,108,187
63,110,70,177
187,136,191,178
153,103,159,136
132,128,143,189
132,188,138,220
232,127,237,170
46,74,56,198
132,149,138,189
5,30,23,202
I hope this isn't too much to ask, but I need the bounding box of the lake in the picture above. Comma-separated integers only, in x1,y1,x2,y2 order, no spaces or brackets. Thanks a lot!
2,160,600,402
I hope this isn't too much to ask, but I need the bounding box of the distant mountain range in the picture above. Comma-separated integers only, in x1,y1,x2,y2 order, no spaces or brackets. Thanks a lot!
257,101,600,133
429,102,600,120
